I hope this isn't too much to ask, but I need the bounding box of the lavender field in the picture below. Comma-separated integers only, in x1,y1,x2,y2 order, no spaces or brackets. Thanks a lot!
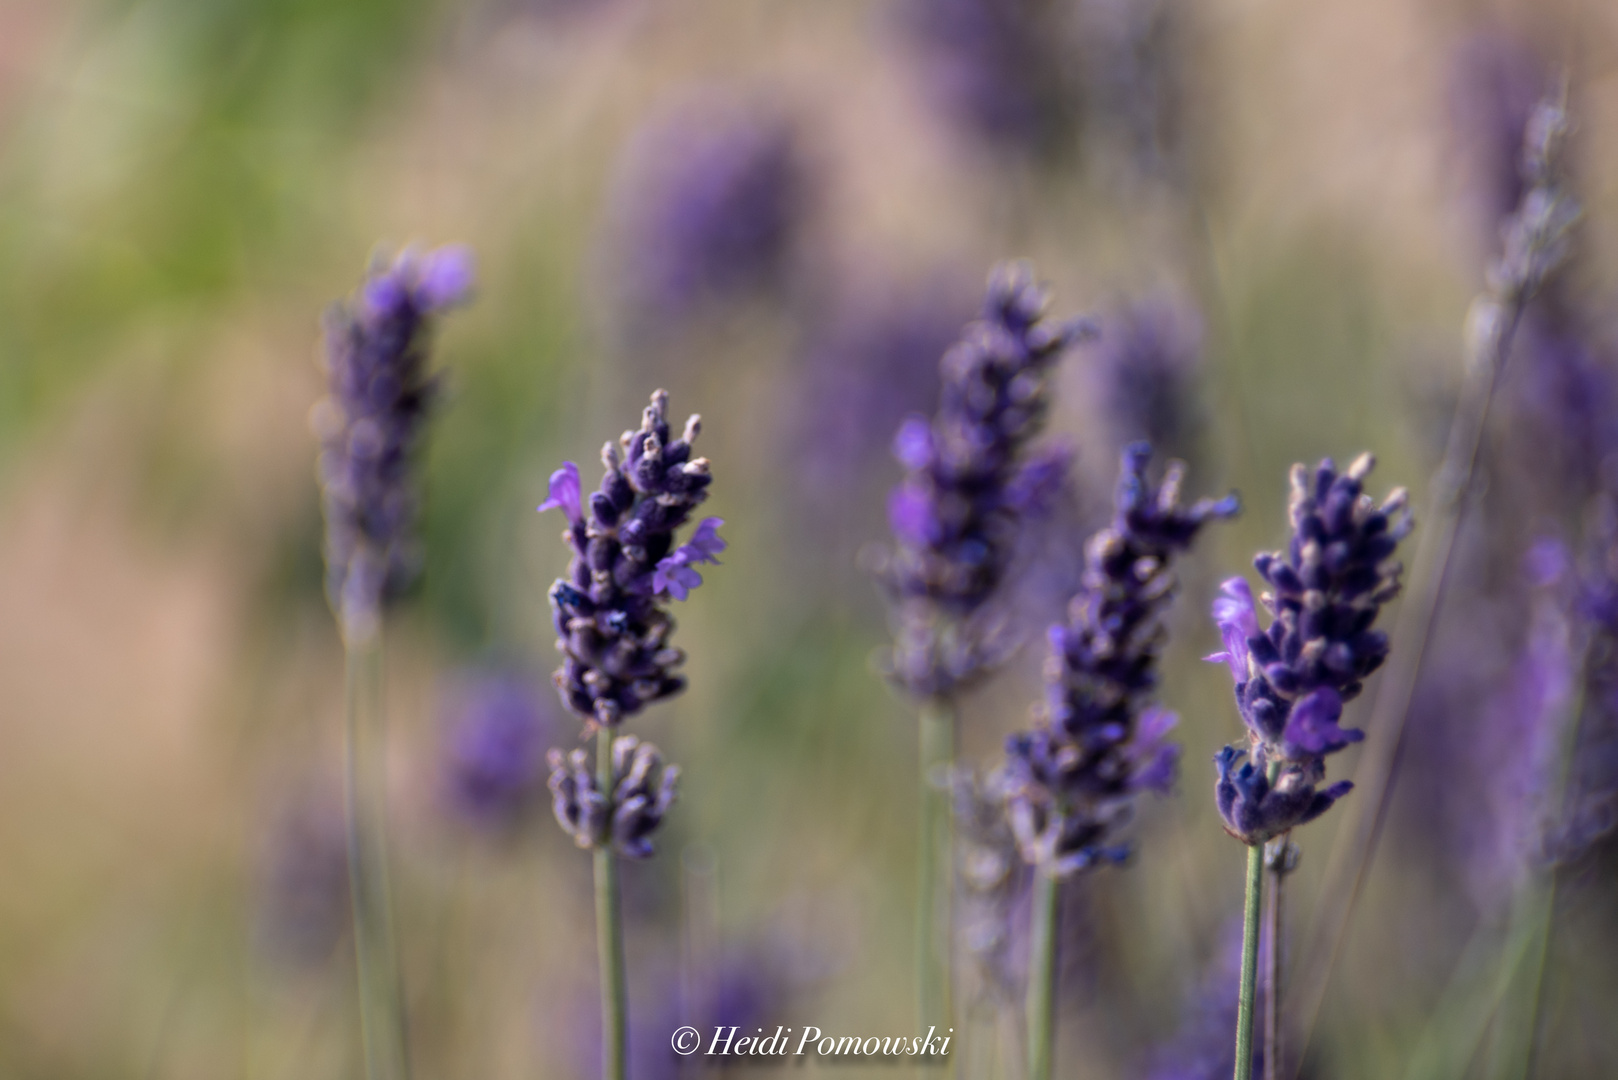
0,1,1615,1078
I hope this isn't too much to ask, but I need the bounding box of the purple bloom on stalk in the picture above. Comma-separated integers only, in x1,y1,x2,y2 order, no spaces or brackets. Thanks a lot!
1208,454,1412,845
606,97,806,332
547,735,680,858
895,0,1076,158
443,672,551,828
1002,444,1238,875
880,262,1097,697
315,245,474,642
539,390,717,728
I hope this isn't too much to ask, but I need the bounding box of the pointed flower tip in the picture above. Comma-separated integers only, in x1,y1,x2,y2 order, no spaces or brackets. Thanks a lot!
537,462,583,523
417,244,477,311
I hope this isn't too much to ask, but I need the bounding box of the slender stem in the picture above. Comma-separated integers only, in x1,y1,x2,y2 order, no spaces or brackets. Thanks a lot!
1026,866,1060,1080
595,728,628,1080
1234,842,1264,1080
917,696,957,1032
343,633,411,1080
1262,838,1295,1080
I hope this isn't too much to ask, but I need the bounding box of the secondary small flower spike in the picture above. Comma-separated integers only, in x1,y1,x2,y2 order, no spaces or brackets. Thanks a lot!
538,389,723,730
1208,453,1413,845
1004,444,1238,874
315,245,474,643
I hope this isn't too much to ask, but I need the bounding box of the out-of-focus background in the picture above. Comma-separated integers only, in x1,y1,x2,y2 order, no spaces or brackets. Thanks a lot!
0,0,1616,1077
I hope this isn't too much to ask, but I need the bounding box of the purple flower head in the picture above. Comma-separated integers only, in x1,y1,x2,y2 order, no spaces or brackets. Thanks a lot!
606,96,806,331
544,390,718,729
547,734,680,858
442,672,551,829
881,262,1098,697
653,517,726,601
1002,444,1238,874
896,0,1077,158
316,244,474,643
1211,453,1412,845
1087,290,1205,457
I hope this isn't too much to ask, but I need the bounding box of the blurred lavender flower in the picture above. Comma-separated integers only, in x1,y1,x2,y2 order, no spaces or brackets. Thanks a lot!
1074,0,1192,184
895,0,1076,158
548,734,680,858
539,390,720,728
442,671,552,829
253,791,351,967
1003,444,1238,874
1449,31,1553,245
1087,289,1205,459
791,274,975,516
605,97,806,334
314,245,474,642
1138,923,1262,1080
1208,454,1412,845
879,262,1096,697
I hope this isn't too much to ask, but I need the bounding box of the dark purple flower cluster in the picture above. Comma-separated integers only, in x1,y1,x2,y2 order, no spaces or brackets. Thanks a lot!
547,735,680,859
883,262,1096,697
1002,445,1238,875
315,245,475,642
1208,454,1412,845
606,98,806,331
538,390,724,729
442,671,552,829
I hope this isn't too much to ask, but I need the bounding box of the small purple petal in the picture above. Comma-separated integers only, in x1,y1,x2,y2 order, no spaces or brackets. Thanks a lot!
1208,577,1259,682
684,517,727,564
538,462,584,524
888,483,936,544
417,245,476,310
893,416,934,470
1282,688,1363,757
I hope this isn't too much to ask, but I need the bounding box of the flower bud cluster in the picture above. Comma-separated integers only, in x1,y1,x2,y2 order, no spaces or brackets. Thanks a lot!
547,735,680,859
1003,445,1237,875
1208,454,1413,845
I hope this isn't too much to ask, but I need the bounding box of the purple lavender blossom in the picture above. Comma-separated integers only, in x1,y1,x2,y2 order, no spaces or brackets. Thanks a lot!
1138,922,1262,1080
314,245,474,642
547,734,679,858
442,671,552,829
895,0,1076,158
1209,454,1412,845
881,262,1097,697
1002,444,1238,874
539,390,719,728
1449,31,1553,245
253,790,351,967
790,274,975,514
605,97,806,332
1087,290,1205,458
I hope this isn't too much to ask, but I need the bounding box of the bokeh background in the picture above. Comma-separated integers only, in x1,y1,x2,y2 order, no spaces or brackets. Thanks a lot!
1,0,1617,1077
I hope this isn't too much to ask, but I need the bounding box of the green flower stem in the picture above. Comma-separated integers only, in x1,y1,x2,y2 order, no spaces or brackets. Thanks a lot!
917,696,957,1032
596,727,628,1080
344,633,411,1080
1026,865,1060,1080
1234,841,1264,1080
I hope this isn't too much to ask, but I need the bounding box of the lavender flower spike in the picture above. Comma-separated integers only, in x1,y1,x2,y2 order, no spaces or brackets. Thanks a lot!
1209,453,1413,845
884,261,1098,696
1004,443,1239,875
540,390,720,729
315,245,474,642
547,736,680,858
